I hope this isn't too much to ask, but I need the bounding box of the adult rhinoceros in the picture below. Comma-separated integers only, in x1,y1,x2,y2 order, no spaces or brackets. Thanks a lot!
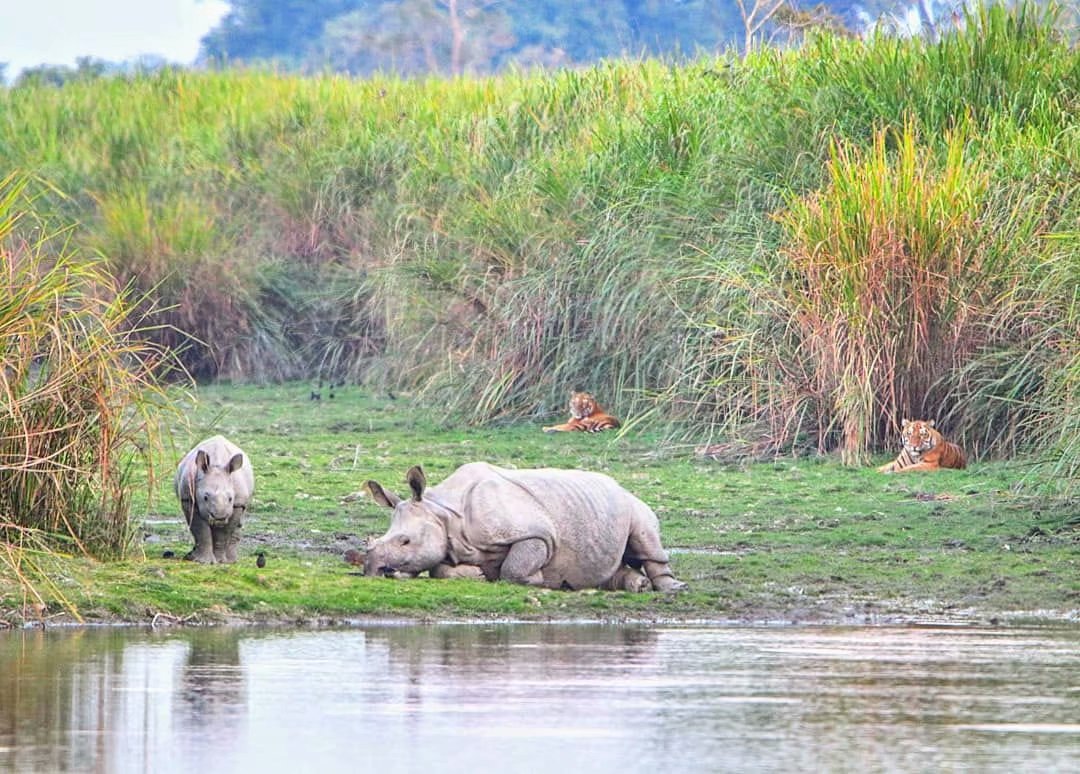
363,462,686,592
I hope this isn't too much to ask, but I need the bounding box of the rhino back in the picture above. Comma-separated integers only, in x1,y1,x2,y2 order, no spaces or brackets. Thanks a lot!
174,435,255,504
437,464,647,589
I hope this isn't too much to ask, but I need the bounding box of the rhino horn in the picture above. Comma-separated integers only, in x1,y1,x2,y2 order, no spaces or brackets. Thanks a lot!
366,480,401,508
406,466,426,501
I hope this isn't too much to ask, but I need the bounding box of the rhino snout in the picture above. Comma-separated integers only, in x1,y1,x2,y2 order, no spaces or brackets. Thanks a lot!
362,552,382,576
363,557,416,579
362,547,390,577
200,488,235,523
363,537,423,579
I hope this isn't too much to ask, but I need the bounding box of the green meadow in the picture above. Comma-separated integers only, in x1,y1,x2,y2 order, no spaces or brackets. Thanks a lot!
1,4,1077,626
7,383,1074,627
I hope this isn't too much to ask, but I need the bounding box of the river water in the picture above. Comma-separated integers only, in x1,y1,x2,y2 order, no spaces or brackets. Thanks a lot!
1,624,1077,773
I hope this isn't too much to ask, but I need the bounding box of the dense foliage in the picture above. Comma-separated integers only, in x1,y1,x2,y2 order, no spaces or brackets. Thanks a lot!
0,3,1076,481
199,0,907,76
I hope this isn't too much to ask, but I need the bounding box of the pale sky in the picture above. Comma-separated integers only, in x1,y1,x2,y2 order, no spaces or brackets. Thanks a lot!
0,0,230,82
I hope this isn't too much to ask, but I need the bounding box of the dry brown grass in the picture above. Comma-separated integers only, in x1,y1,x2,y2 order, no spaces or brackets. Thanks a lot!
1,173,180,613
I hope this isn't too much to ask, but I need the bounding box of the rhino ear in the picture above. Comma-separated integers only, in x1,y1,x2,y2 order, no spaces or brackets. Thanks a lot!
366,480,401,509
406,466,426,501
195,449,210,473
226,453,244,473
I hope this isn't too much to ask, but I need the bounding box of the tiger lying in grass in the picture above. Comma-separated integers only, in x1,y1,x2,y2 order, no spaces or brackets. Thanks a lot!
878,419,967,473
543,391,621,433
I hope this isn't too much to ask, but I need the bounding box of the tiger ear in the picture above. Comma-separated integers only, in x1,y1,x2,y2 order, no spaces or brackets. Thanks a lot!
927,419,936,428
901,418,911,429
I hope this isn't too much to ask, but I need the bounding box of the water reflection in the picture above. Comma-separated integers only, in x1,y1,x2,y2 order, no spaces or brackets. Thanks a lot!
175,630,247,773
1,625,1077,773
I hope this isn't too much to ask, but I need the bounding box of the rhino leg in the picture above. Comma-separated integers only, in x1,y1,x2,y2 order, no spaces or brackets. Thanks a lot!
211,524,229,563
499,538,548,586
224,526,241,563
604,565,651,593
183,503,217,564
625,524,687,592
431,563,486,580
220,506,245,564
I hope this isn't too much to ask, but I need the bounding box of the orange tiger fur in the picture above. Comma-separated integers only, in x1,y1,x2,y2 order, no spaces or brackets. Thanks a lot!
542,391,621,433
877,419,967,474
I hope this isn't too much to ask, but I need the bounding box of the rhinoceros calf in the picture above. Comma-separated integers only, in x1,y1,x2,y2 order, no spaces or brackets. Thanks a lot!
174,435,254,564
363,462,685,592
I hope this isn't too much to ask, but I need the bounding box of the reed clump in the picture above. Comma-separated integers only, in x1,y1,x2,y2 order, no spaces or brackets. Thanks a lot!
771,122,1015,463
1,175,175,574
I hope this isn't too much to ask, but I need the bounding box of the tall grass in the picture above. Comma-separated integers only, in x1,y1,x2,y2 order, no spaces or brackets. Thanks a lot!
772,123,1011,462
1029,234,1080,486
1,175,177,580
0,3,1076,479
946,224,1080,487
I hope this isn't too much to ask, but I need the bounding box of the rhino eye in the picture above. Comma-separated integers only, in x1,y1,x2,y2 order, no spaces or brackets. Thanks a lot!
400,536,411,545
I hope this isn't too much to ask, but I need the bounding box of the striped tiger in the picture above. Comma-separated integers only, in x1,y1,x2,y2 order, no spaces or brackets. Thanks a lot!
542,391,621,433
877,419,967,474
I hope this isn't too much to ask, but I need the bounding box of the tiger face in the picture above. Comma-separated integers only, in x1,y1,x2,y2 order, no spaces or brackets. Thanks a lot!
569,391,599,420
901,419,939,456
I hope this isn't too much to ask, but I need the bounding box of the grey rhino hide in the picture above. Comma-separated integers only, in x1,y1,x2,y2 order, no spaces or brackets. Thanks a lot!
174,435,255,564
363,462,685,592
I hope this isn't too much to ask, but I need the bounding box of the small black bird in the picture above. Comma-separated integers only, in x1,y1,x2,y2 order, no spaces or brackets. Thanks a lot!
310,390,321,401
256,552,266,568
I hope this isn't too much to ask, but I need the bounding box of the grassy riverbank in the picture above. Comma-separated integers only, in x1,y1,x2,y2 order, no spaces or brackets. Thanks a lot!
3,383,1075,627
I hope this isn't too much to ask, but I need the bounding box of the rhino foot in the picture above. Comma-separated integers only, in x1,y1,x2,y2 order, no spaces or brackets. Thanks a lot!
183,549,217,564
651,574,688,592
640,560,687,592
606,566,651,593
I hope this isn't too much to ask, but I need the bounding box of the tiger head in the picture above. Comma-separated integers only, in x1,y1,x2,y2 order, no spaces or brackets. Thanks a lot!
900,419,941,455
568,391,599,419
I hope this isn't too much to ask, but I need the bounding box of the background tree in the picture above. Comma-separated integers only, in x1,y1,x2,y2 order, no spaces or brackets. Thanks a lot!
14,57,110,88
313,0,513,76
201,0,366,66
734,0,788,52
